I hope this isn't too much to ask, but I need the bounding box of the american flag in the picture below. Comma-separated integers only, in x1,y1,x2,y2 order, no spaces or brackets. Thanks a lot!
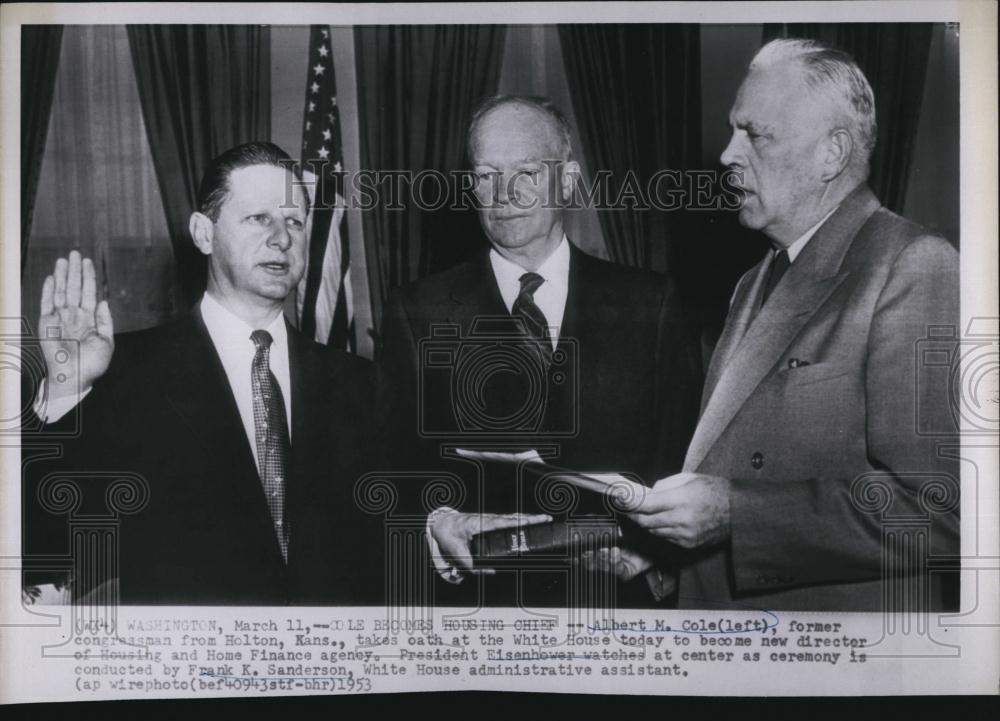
296,25,354,350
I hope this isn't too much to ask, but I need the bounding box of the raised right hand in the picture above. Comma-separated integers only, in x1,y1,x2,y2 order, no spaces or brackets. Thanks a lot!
38,250,115,401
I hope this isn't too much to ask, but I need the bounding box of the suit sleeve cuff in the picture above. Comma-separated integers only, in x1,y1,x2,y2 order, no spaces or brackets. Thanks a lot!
34,378,91,423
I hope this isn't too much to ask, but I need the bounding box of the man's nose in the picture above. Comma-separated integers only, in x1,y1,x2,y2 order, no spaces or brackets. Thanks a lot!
267,223,292,251
492,172,514,206
720,132,744,169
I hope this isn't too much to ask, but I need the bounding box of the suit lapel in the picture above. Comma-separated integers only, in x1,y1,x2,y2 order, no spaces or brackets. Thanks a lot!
446,251,509,324
287,322,326,496
560,245,617,352
684,185,881,472
700,259,771,410
161,311,284,560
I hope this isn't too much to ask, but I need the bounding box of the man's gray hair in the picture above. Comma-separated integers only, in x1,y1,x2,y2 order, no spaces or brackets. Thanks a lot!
466,95,573,160
751,38,877,162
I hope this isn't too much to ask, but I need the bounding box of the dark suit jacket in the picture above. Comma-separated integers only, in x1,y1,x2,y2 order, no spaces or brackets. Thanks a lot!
678,185,960,611
378,242,702,606
23,311,386,605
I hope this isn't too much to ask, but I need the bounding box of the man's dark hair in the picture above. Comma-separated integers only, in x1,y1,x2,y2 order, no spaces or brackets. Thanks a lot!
196,141,306,221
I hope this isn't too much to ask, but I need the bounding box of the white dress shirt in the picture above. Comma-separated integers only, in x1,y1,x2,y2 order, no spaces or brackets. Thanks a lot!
783,206,838,262
488,235,571,350
37,292,292,476
199,292,292,472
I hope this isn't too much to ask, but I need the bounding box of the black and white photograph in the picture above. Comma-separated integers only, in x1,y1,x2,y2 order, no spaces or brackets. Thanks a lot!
1,0,996,703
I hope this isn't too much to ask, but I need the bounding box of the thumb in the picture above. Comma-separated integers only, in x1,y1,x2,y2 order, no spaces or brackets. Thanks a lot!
95,300,114,340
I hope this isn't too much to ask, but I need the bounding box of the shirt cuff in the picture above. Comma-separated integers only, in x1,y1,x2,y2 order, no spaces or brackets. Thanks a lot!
426,507,464,584
34,378,91,423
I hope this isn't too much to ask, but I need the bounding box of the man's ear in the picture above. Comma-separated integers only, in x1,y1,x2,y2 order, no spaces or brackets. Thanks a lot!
189,212,214,256
560,160,581,204
820,128,853,181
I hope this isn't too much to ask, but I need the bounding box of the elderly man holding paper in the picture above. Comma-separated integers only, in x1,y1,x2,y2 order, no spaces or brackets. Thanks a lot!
612,39,960,612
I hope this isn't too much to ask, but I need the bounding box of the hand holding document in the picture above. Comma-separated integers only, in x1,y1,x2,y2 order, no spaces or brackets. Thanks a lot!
453,448,649,510
625,472,731,549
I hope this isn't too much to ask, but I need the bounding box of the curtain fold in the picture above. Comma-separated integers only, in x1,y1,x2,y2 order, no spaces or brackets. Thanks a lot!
24,26,178,334
354,25,507,315
559,25,701,273
127,25,271,306
762,23,934,214
21,25,64,275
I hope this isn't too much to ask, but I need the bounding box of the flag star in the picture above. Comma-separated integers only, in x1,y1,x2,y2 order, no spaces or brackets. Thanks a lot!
321,29,329,38
318,45,329,57
313,63,325,76
333,161,342,173
322,128,332,141
305,121,311,130
331,97,337,107
318,146,330,159
310,81,320,94
308,101,316,112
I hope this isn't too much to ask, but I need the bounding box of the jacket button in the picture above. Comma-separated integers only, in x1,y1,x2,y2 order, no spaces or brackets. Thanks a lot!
751,452,764,469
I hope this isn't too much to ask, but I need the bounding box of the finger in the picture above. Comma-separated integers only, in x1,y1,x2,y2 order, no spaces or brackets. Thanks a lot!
96,300,114,340
40,276,54,317
651,473,701,492
628,508,683,530
53,257,68,307
81,258,97,312
66,251,82,307
480,513,551,532
628,491,682,516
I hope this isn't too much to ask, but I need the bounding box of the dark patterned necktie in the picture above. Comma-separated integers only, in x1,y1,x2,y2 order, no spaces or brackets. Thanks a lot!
760,249,791,306
512,272,553,363
250,330,290,562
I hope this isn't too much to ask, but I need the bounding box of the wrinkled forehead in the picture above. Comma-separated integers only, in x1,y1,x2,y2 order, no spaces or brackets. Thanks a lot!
732,61,831,129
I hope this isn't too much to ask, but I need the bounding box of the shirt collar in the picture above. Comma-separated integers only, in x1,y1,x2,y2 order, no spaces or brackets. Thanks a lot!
199,292,288,353
489,234,571,291
784,206,839,263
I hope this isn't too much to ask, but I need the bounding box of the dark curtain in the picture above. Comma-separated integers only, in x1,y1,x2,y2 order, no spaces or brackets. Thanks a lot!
763,23,934,214
127,25,271,307
559,25,701,273
21,25,64,276
354,25,507,317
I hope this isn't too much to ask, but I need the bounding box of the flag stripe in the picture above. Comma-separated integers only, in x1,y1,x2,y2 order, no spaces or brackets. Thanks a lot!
298,24,353,351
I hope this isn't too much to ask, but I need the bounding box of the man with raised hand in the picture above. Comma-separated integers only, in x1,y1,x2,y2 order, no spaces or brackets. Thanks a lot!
24,141,385,605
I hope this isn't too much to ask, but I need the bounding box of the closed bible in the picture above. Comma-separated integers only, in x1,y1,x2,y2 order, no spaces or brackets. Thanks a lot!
470,517,623,564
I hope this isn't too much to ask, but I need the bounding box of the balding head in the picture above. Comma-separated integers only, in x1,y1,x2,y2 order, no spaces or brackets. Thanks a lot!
467,95,573,163
465,95,580,270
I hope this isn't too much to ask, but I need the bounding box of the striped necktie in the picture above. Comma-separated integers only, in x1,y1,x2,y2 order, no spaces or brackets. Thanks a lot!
512,271,552,363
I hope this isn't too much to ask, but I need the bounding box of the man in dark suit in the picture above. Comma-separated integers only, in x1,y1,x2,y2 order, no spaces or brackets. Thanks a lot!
23,142,384,605
623,40,960,611
379,96,701,606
